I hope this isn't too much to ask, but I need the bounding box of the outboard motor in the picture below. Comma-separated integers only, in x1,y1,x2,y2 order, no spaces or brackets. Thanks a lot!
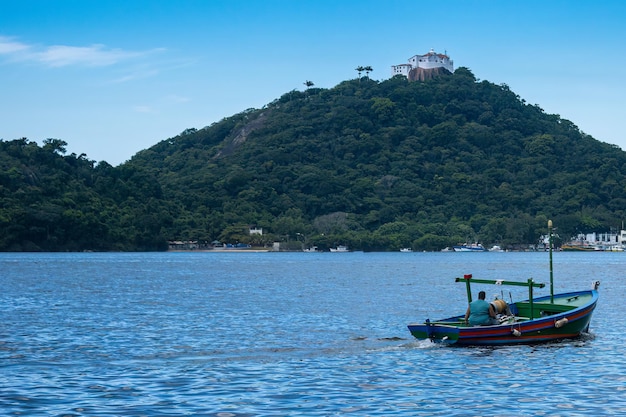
491,299,512,315
491,298,513,323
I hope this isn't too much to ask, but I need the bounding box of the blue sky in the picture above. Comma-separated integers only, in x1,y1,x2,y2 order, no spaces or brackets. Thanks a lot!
1,0,625,165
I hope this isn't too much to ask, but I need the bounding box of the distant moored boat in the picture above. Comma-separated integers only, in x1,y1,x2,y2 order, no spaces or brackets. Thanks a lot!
453,243,486,252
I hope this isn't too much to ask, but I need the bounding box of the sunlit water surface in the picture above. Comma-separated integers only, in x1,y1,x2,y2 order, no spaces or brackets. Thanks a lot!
1,251,625,416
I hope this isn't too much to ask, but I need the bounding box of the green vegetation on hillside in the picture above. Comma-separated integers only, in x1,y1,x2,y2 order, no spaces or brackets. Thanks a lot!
2,67,626,251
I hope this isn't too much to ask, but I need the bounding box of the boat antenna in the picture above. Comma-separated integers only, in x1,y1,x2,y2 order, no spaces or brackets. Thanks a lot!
548,219,554,303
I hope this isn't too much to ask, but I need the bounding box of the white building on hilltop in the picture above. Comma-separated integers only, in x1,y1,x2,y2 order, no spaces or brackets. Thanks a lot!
391,48,454,78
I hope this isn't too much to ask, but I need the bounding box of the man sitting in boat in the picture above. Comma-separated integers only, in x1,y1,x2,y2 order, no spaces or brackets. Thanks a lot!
464,291,498,326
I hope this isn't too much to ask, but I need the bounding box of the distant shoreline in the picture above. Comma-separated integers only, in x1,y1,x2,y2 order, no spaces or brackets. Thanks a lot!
167,249,271,253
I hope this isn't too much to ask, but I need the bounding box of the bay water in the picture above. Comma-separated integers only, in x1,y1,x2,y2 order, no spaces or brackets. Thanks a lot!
1,251,624,416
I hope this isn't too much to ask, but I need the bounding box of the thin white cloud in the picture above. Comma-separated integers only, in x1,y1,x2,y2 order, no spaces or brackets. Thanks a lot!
0,36,30,54
166,94,191,103
132,105,154,113
111,57,193,84
37,44,143,67
111,65,160,83
0,35,164,68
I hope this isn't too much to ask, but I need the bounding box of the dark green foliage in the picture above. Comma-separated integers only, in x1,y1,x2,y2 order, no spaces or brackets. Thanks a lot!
0,138,172,251
2,67,626,251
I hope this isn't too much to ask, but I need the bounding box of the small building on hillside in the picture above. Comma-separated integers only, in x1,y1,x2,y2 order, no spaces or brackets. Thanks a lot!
249,226,263,235
391,48,454,78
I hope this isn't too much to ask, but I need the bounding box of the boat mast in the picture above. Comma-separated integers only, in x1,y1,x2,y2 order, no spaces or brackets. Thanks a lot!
549,219,554,303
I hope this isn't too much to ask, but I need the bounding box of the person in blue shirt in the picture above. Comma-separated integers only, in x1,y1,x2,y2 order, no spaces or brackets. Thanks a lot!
464,291,497,326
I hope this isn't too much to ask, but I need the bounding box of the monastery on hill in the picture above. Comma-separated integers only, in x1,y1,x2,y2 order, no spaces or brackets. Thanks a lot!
391,48,454,78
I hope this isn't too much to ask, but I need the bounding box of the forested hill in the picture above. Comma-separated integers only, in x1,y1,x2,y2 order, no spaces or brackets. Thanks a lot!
3,67,626,251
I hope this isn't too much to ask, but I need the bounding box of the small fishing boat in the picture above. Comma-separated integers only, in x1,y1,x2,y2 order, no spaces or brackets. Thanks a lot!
407,221,600,346
400,248,413,252
330,245,350,252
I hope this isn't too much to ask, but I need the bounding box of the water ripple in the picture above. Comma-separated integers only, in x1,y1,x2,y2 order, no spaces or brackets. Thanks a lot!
1,252,624,416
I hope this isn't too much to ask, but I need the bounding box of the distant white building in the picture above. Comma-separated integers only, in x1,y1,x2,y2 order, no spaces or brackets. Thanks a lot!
391,48,454,78
563,230,626,251
249,226,263,235
577,231,621,244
